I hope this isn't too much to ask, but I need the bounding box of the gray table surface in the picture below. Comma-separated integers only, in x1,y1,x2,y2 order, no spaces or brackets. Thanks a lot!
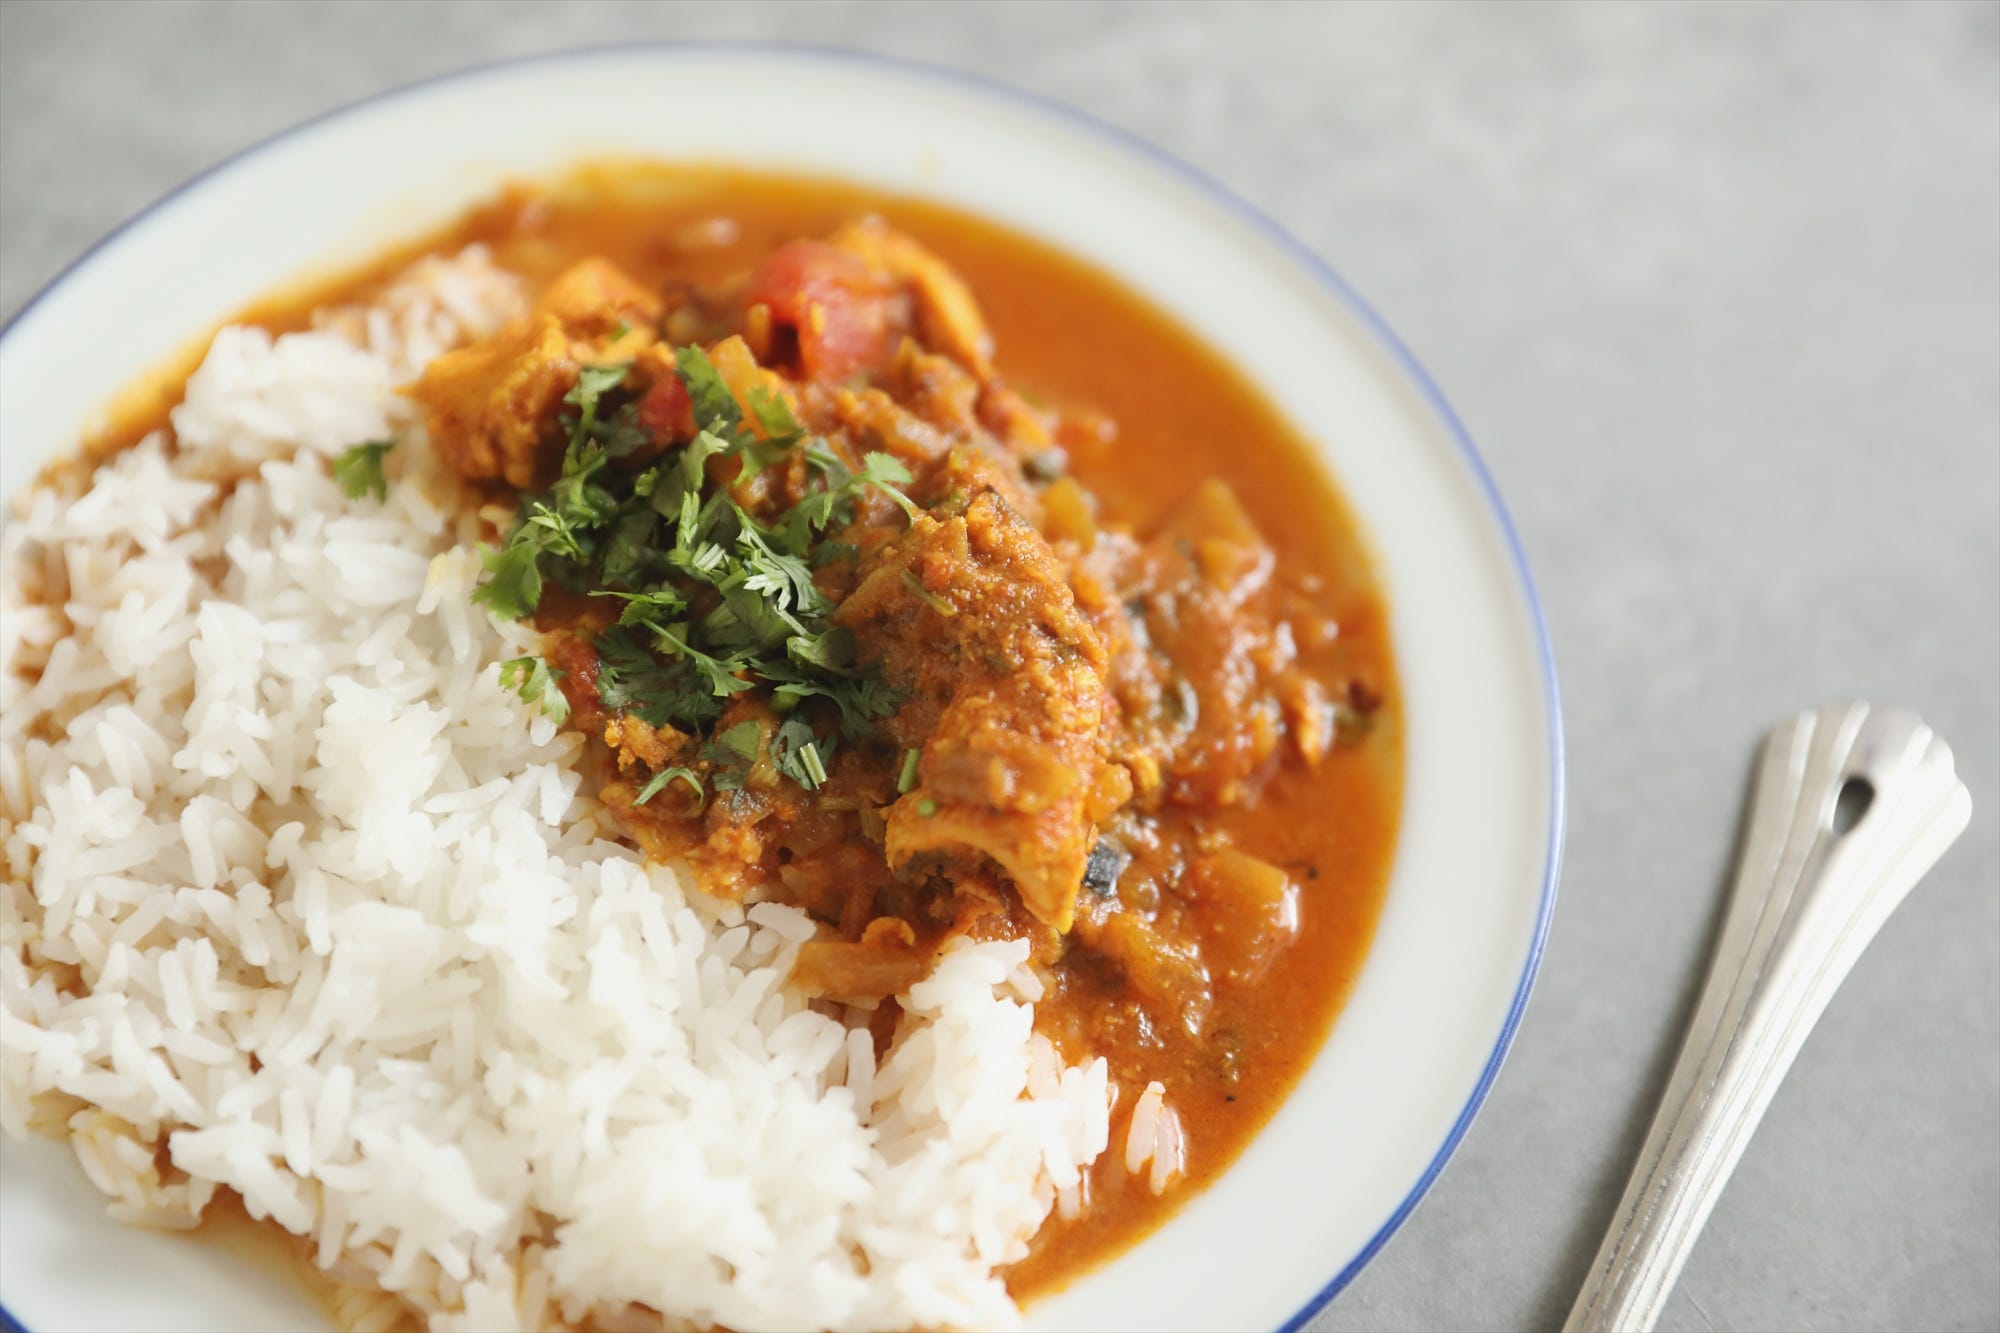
2,2,1994,1330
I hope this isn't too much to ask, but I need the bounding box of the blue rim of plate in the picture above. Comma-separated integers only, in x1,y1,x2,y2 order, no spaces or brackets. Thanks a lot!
0,40,1565,1333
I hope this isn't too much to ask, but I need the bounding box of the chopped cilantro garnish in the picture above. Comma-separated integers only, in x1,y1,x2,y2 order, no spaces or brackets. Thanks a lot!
699,720,766,792
594,625,720,730
333,439,395,501
799,743,829,786
675,345,743,431
773,716,831,790
594,587,688,624
853,452,922,519
715,720,763,759
470,345,920,794
497,655,568,724
899,568,955,617
634,765,703,807
564,364,648,461
472,540,544,621
745,384,805,443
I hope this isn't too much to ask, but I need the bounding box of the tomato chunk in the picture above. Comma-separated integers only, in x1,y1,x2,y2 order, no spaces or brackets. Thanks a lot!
637,371,695,443
746,240,900,383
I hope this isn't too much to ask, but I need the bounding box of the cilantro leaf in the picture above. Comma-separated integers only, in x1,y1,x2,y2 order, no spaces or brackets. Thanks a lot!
524,499,592,563
595,402,651,460
784,626,856,672
652,627,757,699
333,439,395,501
745,385,804,442
715,720,763,759
773,716,832,790
600,507,659,588
697,720,764,793
736,526,820,614
594,586,689,625
497,655,569,724
634,765,704,807
677,428,732,492
472,539,544,620
825,674,900,740
854,452,921,518
567,365,628,432
673,345,742,432
595,626,721,729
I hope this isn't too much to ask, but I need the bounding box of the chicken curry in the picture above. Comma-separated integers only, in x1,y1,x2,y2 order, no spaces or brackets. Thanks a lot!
95,164,1401,1299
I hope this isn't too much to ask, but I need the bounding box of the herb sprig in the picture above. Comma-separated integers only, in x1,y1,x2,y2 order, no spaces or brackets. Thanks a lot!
333,439,395,501
498,655,569,724
472,346,916,791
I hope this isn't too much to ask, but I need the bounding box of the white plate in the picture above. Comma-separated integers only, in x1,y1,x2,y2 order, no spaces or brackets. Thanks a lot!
0,44,1563,1333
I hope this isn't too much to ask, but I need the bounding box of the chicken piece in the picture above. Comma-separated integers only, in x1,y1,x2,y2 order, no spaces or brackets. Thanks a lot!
827,219,995,378
838,481,1127,932
813,380,957,472
411,316,571,489
885,341,983,439
412,259,663,488
601,713,690,775
791,919,927,999
537,258,662,343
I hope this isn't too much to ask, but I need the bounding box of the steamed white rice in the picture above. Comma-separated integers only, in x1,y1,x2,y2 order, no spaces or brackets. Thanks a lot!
0,249,1117,1332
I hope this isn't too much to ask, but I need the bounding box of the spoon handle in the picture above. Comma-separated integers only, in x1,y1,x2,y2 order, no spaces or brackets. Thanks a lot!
1564,703,1972,1333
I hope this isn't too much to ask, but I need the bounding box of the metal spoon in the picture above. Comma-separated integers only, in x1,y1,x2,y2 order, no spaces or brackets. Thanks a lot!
1564,702,1973,1333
